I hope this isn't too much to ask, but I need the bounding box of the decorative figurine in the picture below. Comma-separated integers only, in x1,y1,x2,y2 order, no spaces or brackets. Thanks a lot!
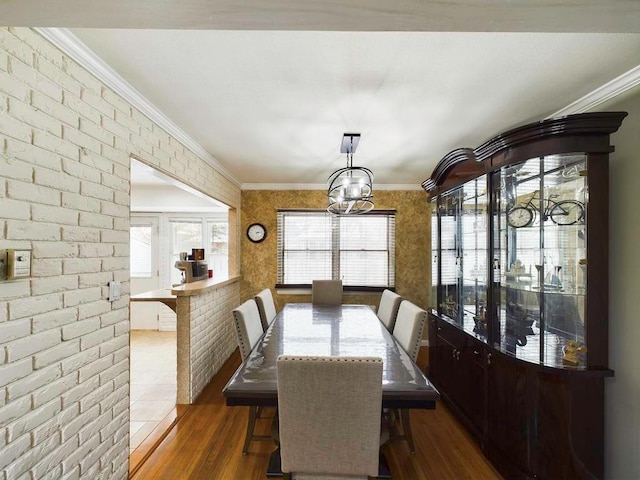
562,340,587,366
513,259,525,275
439,295,458,318
473,305,487,331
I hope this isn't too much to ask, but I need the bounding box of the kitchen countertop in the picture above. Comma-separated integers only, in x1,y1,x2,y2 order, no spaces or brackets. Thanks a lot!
170,275,241,297
130,289,177,312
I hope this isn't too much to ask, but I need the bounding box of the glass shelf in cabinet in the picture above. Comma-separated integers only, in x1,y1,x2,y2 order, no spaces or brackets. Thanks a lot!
528,285,586,296
504,273,533,282
462,277,488,284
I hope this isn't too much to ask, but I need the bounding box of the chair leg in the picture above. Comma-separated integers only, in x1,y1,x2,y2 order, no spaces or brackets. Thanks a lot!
242,406,258,454
256,406,263,419
400,408,415,454
271,408,280,447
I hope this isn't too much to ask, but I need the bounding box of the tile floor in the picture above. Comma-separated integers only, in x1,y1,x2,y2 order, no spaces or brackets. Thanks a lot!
130,330,177,453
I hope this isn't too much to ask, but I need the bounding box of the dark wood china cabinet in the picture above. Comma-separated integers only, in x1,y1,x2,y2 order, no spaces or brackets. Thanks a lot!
424,112,627,479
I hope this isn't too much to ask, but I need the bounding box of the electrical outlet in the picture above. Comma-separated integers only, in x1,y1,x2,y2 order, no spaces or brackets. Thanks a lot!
108,280,121,302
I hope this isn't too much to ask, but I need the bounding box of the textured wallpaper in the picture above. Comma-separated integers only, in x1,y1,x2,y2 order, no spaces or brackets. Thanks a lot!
240,190,431,311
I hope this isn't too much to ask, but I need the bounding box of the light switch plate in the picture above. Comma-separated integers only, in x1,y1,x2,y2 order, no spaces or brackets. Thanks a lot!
0,250,6,280
2,249,32,280
108,280,121,302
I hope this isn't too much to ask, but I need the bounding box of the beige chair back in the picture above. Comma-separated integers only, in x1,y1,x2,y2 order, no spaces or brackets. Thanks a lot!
311,279,343,305
392,300,427,362
232,299,264,360
377,289,402,332
255,288,277,331
277,356,382,478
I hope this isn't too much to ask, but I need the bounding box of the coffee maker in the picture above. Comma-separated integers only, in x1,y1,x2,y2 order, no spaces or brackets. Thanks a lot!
175,249,208,283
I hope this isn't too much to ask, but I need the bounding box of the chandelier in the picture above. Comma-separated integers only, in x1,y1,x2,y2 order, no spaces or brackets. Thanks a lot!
327,133,374,215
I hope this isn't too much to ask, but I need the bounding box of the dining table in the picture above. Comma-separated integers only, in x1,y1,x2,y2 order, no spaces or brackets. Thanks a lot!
222,302,439,476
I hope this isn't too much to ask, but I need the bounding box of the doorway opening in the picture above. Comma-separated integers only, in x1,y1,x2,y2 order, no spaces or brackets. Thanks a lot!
128,157,230,471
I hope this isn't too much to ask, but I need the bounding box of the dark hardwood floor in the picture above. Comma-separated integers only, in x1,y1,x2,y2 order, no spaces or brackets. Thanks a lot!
131,348,502,480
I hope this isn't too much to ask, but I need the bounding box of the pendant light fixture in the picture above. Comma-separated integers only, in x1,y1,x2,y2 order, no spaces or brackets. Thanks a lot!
327,133,374,215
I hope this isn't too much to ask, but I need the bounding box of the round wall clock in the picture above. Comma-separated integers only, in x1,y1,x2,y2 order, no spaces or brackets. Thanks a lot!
246,223,267,243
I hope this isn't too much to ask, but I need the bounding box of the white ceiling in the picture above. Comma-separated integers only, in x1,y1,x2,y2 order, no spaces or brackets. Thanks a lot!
7,0,640,188
70,29,640,187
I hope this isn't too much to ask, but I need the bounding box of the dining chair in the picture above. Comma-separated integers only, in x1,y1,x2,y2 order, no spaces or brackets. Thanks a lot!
376,289,402,332
255,288,277,331
232,299,270,454
277,355,383,480
391,300,428,454
311,279,343,305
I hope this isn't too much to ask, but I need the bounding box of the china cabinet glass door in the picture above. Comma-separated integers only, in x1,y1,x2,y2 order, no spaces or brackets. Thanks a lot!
492,154,588,367
430,199,439,312
439,188,463,325
461,176,488,340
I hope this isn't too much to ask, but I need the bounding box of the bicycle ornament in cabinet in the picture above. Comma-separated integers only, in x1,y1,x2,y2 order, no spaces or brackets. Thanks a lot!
423,112,626,480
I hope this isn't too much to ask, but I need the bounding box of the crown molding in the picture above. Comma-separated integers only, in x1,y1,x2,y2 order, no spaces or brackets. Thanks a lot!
241,183,327,190
34,27,241,187
549,64,640,118
241,183,424,191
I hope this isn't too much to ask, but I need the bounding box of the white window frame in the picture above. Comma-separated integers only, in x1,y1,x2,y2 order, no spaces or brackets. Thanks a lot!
276,210,396,291
131,212,228,288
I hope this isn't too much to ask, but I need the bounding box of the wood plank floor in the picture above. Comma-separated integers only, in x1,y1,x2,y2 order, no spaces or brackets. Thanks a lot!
131,348,503,480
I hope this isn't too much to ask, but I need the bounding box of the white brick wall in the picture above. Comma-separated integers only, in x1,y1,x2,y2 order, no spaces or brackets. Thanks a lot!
187,281,239,402
0,27,241,480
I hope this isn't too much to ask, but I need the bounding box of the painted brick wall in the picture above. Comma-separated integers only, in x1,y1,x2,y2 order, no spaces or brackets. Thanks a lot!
0,27,241,480
188,282,239,402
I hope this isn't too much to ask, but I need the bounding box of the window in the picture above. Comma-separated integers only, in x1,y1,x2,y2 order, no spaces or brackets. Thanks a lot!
208,220,229,279
168,216,229,285
130,222,154,278
169,220,204,286
276,210,395,290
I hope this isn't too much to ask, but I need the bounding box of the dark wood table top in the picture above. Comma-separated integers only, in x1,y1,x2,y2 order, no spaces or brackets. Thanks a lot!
223,303,439,409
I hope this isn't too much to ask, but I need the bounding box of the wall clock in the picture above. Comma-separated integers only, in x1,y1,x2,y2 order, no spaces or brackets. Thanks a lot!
246,223,267,243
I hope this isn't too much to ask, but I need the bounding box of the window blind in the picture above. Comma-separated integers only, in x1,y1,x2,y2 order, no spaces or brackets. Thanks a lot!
277,210,395,289
130,224,153,278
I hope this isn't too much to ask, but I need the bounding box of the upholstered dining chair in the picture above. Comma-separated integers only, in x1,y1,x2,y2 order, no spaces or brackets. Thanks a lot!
232,299,270,454
376,289,402,332
277,355,383,480
391,300,428,454
255,288,277,331
311,279,343,305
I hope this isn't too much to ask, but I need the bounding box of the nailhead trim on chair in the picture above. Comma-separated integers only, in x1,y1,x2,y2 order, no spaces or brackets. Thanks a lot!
410,311,427,362
233,310,250,360
278,356,382,364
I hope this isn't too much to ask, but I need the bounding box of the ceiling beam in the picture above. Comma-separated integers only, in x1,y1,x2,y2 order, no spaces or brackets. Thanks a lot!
5,1,640,32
